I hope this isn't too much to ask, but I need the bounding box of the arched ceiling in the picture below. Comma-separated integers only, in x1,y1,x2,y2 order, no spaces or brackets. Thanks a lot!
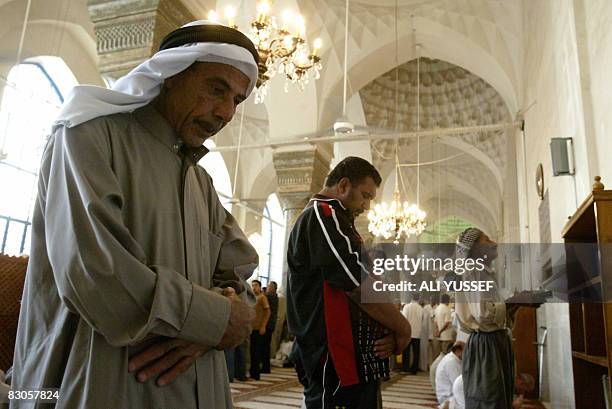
360,58,511,239
0,0,523,241
297,0,522,126
362,58,510,170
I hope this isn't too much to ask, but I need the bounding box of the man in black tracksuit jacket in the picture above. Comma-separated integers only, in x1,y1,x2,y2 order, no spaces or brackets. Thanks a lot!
286,156,412,409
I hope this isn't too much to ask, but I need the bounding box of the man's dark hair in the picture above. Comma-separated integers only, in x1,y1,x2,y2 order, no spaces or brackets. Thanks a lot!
450,343,463,354
325,156,382,188
441,293,450,304
269,281,278,288
252,279,261,286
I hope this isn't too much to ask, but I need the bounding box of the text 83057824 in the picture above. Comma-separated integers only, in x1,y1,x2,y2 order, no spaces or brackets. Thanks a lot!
7,389,60,402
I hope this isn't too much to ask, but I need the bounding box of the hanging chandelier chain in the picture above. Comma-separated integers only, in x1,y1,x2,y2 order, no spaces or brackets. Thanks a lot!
342,0,350,117
394,0,400,174
393,0,400,196
415,20,421,208
367,6,426,243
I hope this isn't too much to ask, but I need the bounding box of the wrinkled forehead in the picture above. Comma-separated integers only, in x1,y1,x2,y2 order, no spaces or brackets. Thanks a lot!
168,62,250,96
191,62,249,86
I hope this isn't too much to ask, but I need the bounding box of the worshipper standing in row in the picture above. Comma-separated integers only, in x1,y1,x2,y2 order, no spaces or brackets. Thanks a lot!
434,294,454,357
435,341,465,407
287,157,412,409
454,227,514,409
262,281,279,374
427,297,438,365
222,287,249,383
418,296,433,371
224,341,248,382
9,21,261,409
250,280,271,380
401,294,423,374
389,303,404,373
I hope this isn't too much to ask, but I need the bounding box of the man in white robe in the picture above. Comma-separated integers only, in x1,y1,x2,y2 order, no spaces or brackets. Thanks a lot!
10,21,260,409
418,297,431,371
401,296,423,373
435,341,464,406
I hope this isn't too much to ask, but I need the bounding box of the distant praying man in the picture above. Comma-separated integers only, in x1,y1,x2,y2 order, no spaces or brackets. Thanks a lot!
249,279,270,381
454,227,514,409
287,156,412,409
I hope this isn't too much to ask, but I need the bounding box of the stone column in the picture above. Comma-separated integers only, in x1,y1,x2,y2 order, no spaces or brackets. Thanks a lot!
87,0,195,80
270,146,331,354
273,147,331,238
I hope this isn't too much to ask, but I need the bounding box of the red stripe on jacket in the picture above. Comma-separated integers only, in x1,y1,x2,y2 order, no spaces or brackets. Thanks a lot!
323,281,359,386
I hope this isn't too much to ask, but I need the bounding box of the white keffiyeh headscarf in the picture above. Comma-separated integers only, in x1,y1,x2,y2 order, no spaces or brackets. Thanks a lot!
54,20,259,129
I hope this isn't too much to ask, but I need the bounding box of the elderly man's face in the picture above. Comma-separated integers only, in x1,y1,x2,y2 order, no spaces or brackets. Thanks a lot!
160,62,249,148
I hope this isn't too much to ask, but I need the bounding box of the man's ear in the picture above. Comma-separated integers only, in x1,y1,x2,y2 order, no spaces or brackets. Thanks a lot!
163,75,178,90
337,177,351,194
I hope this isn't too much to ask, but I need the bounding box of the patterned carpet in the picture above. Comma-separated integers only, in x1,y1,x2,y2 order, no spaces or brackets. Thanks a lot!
232,368,548,409
231,368,440,408
231,367,302,408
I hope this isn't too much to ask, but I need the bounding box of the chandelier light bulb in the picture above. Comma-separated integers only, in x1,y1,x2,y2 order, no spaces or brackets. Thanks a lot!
295,14,305,37
313,38,322,56
282,10,293,29
224,6,236,26
257,1,270,22
207,10,220,22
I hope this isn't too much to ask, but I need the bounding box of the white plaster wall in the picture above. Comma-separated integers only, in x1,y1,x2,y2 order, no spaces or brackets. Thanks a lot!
582,0,612,184
494,3,612,403
521,0,601,407
537,302,574,408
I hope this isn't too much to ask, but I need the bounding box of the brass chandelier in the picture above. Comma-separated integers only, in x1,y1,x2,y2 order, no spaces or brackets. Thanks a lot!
367,163,427,243
209,2,322,104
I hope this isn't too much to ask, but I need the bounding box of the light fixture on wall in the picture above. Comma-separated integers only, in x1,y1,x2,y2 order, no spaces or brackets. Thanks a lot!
209,2,323,104
367,13,426,243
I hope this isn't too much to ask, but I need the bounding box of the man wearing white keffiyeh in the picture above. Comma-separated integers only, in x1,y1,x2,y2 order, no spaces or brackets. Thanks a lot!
453,227,515,409
10,21,261,409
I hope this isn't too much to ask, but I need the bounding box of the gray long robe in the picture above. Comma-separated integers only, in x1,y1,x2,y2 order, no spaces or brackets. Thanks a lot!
10,104,258,409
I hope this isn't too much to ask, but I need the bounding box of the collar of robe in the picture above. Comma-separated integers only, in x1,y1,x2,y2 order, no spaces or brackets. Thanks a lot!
175,141,209,164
